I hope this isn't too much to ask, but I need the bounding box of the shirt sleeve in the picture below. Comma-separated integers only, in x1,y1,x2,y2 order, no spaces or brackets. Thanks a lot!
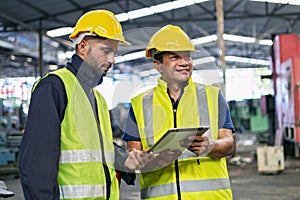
18,75,66,200
123,106,141,141
218,92,236,132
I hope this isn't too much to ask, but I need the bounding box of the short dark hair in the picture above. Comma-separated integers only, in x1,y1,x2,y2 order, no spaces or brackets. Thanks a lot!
153,52,164,63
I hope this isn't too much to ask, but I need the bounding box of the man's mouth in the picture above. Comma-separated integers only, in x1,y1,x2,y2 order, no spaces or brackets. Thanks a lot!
176,69,190,72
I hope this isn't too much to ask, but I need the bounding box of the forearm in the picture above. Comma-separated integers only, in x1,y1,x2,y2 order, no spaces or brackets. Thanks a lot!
208,129,235,159
126,141,142,151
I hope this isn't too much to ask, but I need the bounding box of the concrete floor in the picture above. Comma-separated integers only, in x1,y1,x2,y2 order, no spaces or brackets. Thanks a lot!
2,132,300,200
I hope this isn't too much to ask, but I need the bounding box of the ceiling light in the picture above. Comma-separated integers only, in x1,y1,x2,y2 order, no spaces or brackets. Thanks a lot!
115,51,146,63
193,56,216,65
48,0,209,36
10,55,16,60
46,27,73,37
128,8,154,19
259,39,273,46
0,40,14,49
48,64,58,71
26,57,32,63
192,34,217,45
225,56,269,65
115,13,128,22
116,0,209,21
223,34,256,43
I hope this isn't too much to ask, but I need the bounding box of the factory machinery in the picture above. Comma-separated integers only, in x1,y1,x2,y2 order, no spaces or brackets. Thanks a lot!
0,100,24,169
271,34,300,157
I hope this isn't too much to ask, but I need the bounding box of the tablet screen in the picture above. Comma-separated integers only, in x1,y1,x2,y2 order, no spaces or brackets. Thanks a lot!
147,127,209,153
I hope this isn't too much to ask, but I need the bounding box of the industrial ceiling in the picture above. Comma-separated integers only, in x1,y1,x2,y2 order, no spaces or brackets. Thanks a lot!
0,0,300,78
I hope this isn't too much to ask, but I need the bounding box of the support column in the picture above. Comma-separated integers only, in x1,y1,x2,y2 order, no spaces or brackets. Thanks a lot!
215,0,226,97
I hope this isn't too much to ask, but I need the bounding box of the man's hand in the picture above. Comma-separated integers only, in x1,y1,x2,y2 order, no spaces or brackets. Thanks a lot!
181,134,215,155
141,149,181,172
124,149,155,170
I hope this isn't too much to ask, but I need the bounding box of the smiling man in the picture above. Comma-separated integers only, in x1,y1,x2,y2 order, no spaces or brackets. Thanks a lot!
123,25,236,200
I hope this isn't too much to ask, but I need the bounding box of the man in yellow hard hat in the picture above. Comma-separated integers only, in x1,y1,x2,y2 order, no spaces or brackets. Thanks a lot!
123,25,236,199
18,10,153,199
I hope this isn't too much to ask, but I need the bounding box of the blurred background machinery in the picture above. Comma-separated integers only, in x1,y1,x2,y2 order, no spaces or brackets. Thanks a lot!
0,98,24,172
271,34,300,157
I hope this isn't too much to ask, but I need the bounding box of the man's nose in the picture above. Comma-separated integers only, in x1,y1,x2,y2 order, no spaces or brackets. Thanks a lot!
107,52,115,64
178,57,190,66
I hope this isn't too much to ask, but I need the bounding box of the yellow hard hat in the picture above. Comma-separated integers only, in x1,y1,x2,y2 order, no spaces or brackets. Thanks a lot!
69,10,130,45
145,24,198,58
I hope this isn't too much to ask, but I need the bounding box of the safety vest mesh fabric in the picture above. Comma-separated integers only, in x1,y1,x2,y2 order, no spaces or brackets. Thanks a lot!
131,78,232,200
37,68,119,200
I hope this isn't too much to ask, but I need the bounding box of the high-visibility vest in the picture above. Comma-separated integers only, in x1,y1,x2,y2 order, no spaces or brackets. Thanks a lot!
131,78,233,200
37,68,119,200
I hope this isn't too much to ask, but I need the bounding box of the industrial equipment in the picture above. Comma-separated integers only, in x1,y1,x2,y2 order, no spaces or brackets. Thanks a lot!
272,34,300,157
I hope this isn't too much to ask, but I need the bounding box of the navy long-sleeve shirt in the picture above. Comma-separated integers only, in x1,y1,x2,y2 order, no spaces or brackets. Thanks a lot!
18,54,133,200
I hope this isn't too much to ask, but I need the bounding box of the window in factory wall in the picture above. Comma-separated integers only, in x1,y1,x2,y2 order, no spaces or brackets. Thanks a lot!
225,67,273,101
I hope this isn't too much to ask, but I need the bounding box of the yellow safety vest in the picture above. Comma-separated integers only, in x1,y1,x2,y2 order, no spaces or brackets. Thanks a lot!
37,68,119,200
131,78,232,200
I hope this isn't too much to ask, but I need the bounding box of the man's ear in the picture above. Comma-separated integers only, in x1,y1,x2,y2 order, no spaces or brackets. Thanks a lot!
77,39,89,58
153,60,162,73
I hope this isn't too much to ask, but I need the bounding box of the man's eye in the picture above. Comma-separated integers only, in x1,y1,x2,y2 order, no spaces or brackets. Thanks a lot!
101,48,113,55
170,56,178,60
104,50,112,55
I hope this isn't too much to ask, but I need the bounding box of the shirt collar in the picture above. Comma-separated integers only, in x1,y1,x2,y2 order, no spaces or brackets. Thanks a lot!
67,54,103,89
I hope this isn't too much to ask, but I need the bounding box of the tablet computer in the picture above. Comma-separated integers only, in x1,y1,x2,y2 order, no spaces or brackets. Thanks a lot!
147,127,209,154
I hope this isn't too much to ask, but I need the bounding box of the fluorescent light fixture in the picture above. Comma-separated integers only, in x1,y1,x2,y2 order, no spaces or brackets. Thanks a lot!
192,34,217,45
150,0,194,12
48,0,209,36
116,0,209,21
48,64,58,71
47,27,73,37
224,34,272,45
193,56,216,65
0,40,14,49
225,56,269,65
115,13,129,22
250,0,300,6
192,34,272,46
223,34,256,43
259,39,273,46
127,8,154,20
115,51,146,63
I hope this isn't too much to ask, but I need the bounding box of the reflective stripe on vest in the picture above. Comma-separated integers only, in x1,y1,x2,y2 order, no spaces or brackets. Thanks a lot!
195,83,210,128
142,90,154,146
142,83,210,148
60,184,106,199
60,149,114,164
141,178,231,199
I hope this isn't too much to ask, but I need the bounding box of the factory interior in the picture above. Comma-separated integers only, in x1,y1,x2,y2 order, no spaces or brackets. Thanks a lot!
0,0,300,199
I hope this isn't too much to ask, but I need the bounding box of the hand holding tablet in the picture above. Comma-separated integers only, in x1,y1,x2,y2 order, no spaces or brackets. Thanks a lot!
141,127,209,172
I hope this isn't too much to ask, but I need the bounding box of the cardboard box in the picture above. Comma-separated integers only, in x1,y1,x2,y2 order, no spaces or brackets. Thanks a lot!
256,146,284,174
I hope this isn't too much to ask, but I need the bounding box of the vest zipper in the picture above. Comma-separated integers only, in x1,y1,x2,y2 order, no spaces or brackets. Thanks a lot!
95,99,111,199
173,108,182,200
